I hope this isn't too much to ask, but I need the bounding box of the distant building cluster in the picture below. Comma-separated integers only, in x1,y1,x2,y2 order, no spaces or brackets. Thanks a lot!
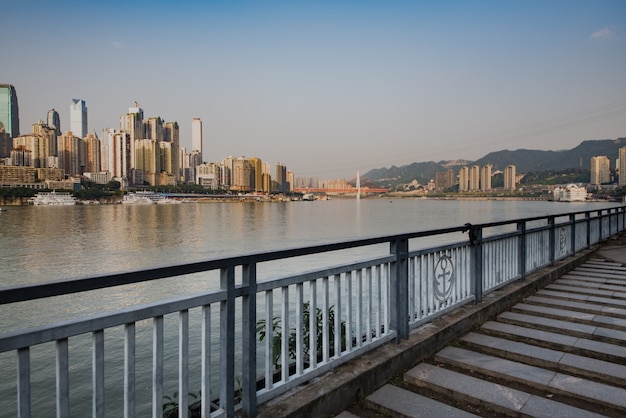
0,85,305,193
2,83,626,194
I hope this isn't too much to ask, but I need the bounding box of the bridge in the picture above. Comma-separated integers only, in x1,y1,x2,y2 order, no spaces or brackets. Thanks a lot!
1,206,625,417
293,187,389,194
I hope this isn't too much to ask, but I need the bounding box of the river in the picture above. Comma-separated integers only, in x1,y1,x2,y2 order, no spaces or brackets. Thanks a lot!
0,198,619,416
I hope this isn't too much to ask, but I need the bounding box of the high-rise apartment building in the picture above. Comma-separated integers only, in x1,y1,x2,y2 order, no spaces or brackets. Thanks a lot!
590,156,610,186
619,147,626,186
192,117,202,157
70,99,87,138
47,109,61,137
469,165,480,191
481,164,492,191
58,131,83,176
275,162,287,193
102,128,131,182
504,165,517,190
0,84,20,138
83,133,101,173
458,167,469,192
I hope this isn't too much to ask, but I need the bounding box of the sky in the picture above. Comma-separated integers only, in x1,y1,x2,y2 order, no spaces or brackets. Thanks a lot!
3,0,626,179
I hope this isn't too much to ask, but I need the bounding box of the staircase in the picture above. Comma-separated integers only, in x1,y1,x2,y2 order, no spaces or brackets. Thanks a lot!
340,259,626,418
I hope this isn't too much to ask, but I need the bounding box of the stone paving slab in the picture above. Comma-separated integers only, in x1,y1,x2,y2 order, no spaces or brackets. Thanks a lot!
436,346,557,386
582,260,626,270
512,303,626,331
547,283,617,298
434,346,626,414
498,311,598,337
460,335,625,384
556,279,626,293
512,303,597,322
519,394,608,418
481,321,626,364
365,384,480,418
550,372,626,413
480,320,579,348
525,295,626,318
460,333,565,366
571,265,626,274
564,273,626,285
335,412,361,418
559,352,626,385
539,288,626,308
405,362,532,413
568,270,626,281
404,362,605,418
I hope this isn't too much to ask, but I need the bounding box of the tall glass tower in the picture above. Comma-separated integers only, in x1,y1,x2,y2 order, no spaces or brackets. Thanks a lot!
191,117,202,155
70,99,87,138
0,84,20,138
47,109,61,136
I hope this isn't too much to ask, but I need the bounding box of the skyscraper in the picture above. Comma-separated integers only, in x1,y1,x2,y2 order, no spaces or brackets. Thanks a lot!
458,167,469,192
480,164,492,191
619,147,626,186
47,109,61,136
590,156,610,186
192,117,202,155
70,99,87,138
504,165,517,190
0,84,20,138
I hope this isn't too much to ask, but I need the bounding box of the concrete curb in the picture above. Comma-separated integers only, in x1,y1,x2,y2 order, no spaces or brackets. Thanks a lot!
257,244,602,418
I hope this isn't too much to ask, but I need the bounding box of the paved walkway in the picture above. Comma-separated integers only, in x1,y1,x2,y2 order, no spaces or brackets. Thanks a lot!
258,233,626,418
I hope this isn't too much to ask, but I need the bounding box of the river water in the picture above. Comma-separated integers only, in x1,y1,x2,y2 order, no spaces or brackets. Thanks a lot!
0,199,618,416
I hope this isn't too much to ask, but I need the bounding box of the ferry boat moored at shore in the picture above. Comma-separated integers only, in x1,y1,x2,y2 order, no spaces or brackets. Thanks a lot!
552,184,588,202
30,191,77,206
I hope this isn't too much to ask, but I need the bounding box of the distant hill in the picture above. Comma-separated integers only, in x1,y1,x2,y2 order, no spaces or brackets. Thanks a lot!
362,138,626,187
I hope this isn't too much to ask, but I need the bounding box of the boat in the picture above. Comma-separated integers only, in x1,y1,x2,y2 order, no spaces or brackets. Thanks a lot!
30,191,77,206
122,191,180,204
552,184,588,202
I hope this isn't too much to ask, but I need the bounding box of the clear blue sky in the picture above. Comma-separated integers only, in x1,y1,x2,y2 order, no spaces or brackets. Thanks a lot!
4,0,626,179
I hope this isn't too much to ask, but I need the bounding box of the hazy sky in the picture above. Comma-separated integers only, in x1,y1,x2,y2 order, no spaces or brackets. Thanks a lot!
4,0,626,179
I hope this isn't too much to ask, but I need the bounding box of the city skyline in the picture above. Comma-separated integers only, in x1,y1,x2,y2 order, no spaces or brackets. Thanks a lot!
3,0,626,179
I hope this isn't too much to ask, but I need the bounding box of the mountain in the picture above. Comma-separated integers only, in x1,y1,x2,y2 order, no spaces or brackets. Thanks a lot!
362,138,626,186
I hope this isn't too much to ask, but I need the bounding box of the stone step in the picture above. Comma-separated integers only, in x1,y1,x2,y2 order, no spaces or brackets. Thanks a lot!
497,311,626,345
563,274,626,287
404,362,608,418
536,289,626,309
573,263,626,271
510,303,626,331
523,295,626,319
554,276,626,299
433,346,626,415
480,320,626,365
459,332,626,386
335,412,362,418
364,384,480,418
546,283,623,299
567,269,626,280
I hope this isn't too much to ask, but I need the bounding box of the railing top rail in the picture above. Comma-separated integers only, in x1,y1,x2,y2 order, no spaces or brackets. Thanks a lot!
1,205,623,305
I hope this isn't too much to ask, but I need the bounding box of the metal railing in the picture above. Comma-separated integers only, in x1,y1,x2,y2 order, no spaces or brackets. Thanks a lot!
0,206,624,417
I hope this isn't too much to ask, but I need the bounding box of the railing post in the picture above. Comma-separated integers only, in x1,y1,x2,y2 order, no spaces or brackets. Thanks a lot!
469,226,483,303
517,222,526,280
548,216,556,265
570,214,576,256
242,262,257,418
220,266,235,417
390,238,409,341
585,211,591,249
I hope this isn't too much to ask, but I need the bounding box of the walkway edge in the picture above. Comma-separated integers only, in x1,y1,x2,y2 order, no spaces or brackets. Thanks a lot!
257,244,601,418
